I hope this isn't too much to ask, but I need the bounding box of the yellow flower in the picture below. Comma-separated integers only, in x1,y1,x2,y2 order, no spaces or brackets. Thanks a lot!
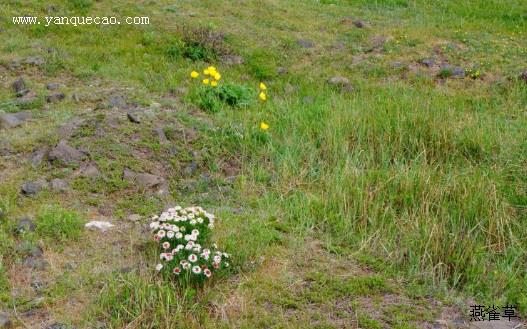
211,80,218,87
208,66,216,72
259,82,267,90
214,73,221,80
190,71,199,78
259,92,267,101
260,122,269,131
202,79,210,85
204,69,210,75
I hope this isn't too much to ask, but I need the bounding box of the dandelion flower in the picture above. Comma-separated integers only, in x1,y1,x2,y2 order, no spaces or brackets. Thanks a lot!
259,92,267,101
204,69,210,75
260,122,270,131
203,79,210,85
211,80,218,87
214,73,221,80
259,82,267,90
190,71,199,78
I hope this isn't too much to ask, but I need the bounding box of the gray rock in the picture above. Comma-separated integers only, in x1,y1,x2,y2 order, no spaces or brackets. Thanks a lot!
21,179,48,196
23,256,48,270
0,111,32,129
123,169,165,188
46,92,65,103
76,163,100,178
57,118,84,138
184,162,198,177
297,39,315,48
16,217,35,233
48,140,87,164
521,70,527,83
28,148,48,168
13,91,38,106
127,112,141,123
23,56,45,66
50,178,68,192
154,127,168,144
220,55,244,65
12,77,28,96
277,67,288,75
128,214,141,222
451,67,465,78
327,76,353,93
108,95,127,109
46,83,59,90
391,61,406,69
419,58,435,68
0,312,11,328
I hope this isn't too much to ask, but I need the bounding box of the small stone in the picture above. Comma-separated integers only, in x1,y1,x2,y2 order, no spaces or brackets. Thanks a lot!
353,20,366,28
11,77,28,96
85,221,114,232
77,163,100,178
521,70,527,83
127,112,141,123
108,95,127,109
0,111,33,129
28,148,48,168
277,67,288,75
154,127,168,144
21,179,48,196
46,83,60,90
23,56,45,66
220,55,244,65
46,92,65,103
123,169,165,188
50,178,68,192
297,39,315,48
451,67,465,78
128,214,141,222
13,91,38,106
0,312,11,328
23,256,48,270
184,162,198,177
48,140,87,164
16,217,35,233
418,58,435,68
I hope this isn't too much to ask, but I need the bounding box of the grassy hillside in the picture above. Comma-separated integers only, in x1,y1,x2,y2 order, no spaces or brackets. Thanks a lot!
1,0,526,328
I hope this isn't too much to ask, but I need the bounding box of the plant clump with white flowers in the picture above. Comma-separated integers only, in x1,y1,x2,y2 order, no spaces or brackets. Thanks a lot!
150,206,230,285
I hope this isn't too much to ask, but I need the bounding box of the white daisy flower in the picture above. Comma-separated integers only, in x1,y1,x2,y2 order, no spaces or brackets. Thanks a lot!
175,232,183,239
158,230,166,238
188,254,198,263
203,269,212,278
173,267,182,275
213,255,222,263
190,219,197,225
192,229,199,236
192,266,201,274
167,231,174,239
197,217,204,224
150,221,160,230
155,264,163,271
162,242,170,249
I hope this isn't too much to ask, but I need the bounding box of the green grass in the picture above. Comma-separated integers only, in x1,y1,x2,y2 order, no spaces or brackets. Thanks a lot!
0,0,526,327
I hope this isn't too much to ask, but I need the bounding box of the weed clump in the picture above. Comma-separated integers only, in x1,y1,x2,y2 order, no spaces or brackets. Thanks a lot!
36,207,83,242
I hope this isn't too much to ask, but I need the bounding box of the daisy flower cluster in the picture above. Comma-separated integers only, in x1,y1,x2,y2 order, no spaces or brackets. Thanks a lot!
150,206,230,284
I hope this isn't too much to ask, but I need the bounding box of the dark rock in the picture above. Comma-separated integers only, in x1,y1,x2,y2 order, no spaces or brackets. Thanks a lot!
16,217,35,233
127,112,141,124
418,58,435,68
50,178,68,192
277,67,288,75
12,77,28,96
48,140,87,164
297,39,315,48
46,83,60,90
0,111,33,129
21,179,48,196
123,169,165,188
46,92,65,103
0,312,11,328
353,20,366,28
108,95,127,109
28,148,48,168
220,55,244,65
520,70,527,83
